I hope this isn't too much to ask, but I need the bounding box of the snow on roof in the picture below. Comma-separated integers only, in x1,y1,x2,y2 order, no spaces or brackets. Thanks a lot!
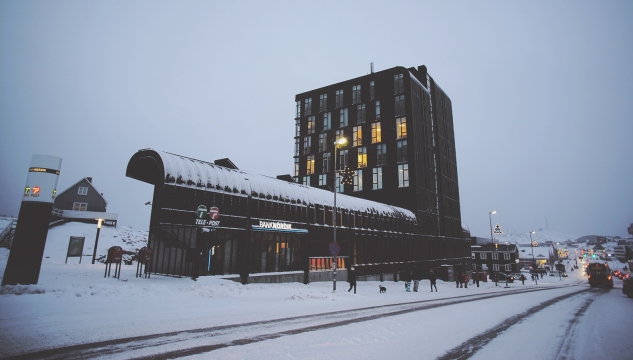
129,149,416,221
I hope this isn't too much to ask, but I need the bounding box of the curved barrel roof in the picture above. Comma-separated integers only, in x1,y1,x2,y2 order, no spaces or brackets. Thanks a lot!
126,149,416,222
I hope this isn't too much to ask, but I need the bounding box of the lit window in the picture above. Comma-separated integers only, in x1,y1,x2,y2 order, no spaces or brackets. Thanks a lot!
375,101,381,120
395,95,405,116
398,163,409,187
371,122,381,143
372,168,382,190
307,116,315,134
352,126,362,147
376,144,386,166
319,94,327,112
397,140,407,162
296,100,301,118
322,152,331,172
304,98,312,115
78,187,88,195
335,89,344,108
294,158,299,176
72,202,88,211
303,136,312,155
318,133,328,152
323,112,331,130
339,108,348,127
396,117,407,139
394,74,404,94
303,175,311,187
306,155,315,175
357,147,367,168
369,81,375,100
357,104,366,124
352,85,361,105
354,169,363,192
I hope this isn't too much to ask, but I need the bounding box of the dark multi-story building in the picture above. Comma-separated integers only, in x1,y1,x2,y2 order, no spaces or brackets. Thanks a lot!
294,65,462,239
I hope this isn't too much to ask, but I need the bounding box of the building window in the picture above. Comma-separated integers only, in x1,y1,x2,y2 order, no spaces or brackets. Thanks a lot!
339,108,348,127
303,136,312,155
319,94,327,112
335,176,343,193
394,74,404,94
357,104,366,124
335,89,344,108
306,155,315,175
395,95,405,116
352,126,362,147
303,176,311,186
504,253,511,260
78,187,88,195
371,122,381,143
352,85,361,105
375,101,381,120
398,163,409,187
318,174,327,186
397,140,408,162
357,147,367,168
492,252,499,260
396,117,407,139
295,138,300,156
480,253,487,260
372,168,383,190
295,119,301,137
370,81,375,100
354,169,363,192
493,264,500,272
72,202,88,211
307,116,315,134
294,158,299,176
318,133,328,152
376,144,386,166
505,264,512,271
323,112,331,130
472,253,475,259
304,98,312,115
296,100,301,118
338,149,348,170
322,152,331,172
335,129,344,142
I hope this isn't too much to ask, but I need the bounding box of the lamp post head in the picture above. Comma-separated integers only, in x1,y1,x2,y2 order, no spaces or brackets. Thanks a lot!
334,138,348,146
490,210,496,215
96,218,103,229
531,231,535,234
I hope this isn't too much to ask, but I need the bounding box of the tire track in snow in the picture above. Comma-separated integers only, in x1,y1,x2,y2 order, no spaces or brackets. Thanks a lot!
436,288,593,360
552,294,597,360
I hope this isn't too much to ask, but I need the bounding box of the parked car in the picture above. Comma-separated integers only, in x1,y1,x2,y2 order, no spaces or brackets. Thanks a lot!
622,276,633,298
509,273,523,280
496,273,515,283
562,272,568,277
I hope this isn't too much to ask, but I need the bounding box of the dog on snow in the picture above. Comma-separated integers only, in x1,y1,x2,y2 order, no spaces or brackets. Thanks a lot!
379,285,386,293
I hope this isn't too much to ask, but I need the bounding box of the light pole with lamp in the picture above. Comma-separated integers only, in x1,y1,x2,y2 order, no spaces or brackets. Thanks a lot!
332,137,348,292
529,230,536,269
91,218,104,264
489,210,497,286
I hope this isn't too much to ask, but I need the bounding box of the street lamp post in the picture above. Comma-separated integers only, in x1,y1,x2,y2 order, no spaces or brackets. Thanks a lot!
489,210,497,286
332,137,348,292
92,218,104,264
530,231,536,269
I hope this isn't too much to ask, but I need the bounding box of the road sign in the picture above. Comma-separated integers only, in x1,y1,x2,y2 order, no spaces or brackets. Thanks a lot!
532,240,538,247
493,224,503,234
328,242,340,256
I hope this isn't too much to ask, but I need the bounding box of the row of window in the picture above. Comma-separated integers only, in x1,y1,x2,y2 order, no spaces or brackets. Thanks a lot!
472,252,512,260
297,119,407,156
297,74,406,118
301,164,409,191
296,140,409,175
297,103,382,136
474,264,513,271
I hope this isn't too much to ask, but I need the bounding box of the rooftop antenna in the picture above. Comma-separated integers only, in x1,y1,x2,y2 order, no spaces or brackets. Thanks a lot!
370,62,374,74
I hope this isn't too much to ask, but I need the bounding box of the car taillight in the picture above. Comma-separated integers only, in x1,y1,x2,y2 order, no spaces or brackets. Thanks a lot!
608,276,611,280
588,275,591,279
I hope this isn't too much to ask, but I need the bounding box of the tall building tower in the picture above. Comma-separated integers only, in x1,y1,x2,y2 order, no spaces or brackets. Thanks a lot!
294,65,462,239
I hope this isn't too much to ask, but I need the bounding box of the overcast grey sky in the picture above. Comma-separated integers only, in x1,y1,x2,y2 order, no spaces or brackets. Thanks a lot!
1,1,631,239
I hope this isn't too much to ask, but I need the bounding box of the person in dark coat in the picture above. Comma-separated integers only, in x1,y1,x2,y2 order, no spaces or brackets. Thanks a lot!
429,270,437,292
455,273,461,288
462,273,469,288
402,267,412,292
519,273,526,285
412,267,422,292
348,267,358,293
473,271,480,287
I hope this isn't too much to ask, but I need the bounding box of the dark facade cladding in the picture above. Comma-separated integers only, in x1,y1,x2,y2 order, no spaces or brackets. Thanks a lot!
126,149,471,280
54,177,107,212
294,65,462,239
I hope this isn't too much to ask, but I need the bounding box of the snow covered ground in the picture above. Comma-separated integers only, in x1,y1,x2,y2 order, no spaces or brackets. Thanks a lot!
0,222,631,359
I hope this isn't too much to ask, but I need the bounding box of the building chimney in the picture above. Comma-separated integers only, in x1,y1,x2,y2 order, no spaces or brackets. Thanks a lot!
87,177,92,183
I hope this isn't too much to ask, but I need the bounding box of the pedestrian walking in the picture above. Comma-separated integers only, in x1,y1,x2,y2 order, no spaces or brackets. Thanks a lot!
429,270,437,292
412,267,421,292
462,273,469,288
474,271,480,287
348,266,358,294
455,272,460,288
402,267,412,292
519,274,526,285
